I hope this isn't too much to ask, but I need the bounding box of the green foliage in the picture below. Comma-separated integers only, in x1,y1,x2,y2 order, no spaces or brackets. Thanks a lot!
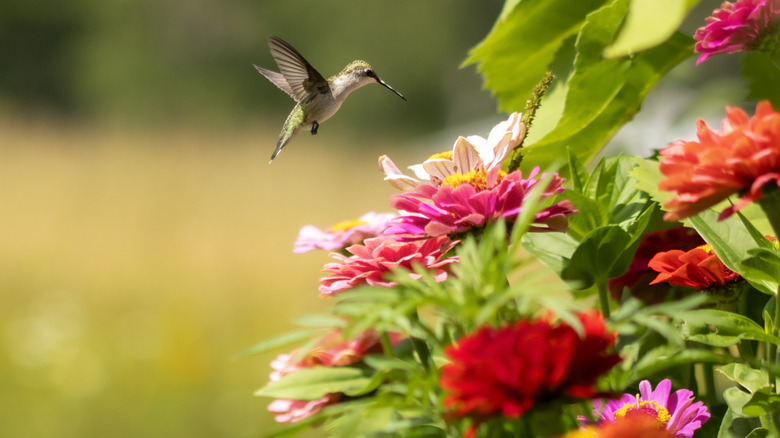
252,0,780,436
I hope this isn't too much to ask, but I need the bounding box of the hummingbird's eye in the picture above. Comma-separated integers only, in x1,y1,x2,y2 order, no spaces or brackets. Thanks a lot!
365,69,374,77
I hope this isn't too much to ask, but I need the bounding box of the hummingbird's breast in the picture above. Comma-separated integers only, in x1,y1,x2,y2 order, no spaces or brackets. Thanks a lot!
303,92,341,126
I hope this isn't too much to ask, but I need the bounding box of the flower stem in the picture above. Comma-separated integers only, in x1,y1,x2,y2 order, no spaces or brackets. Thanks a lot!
508,71,555,173
703,363,717,407
597,276,611,319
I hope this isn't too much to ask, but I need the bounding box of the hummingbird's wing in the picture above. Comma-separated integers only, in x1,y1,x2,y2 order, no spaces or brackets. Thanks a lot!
253,65,298,100
268,36,329,102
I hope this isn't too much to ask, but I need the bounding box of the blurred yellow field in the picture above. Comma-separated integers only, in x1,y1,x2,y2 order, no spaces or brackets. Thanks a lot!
0,116,407,437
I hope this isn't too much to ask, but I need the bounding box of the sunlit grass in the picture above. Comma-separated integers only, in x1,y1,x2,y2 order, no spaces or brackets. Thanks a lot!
0,117,411,437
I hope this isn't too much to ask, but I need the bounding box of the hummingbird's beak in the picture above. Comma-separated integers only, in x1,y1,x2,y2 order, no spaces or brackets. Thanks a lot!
376,77,406,101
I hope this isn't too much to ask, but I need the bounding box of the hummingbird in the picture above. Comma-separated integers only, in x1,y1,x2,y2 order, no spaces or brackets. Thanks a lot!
254,36,406,163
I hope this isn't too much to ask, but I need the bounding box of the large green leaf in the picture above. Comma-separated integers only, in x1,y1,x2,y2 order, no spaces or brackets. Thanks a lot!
603,0,701,57
522,25,692,170
740,248,780,296
465,0,609,112
678,309,780,346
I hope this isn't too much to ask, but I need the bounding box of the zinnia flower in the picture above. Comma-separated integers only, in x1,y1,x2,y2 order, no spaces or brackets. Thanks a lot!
609,227,705,303
560,415,674,438
591,379,710,438
441,311,621,422
694,0,780,64
388,167,576,238
648,242,741,289
318,235,458,296
293,212,398,253
659,100,780,222
267,329,402,423
379,112,526,191
379,113,574,238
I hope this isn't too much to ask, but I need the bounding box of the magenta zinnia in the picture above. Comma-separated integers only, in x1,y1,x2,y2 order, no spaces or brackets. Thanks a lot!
591,379,710,438
318,235,458,296
388,167,575,238
694,0,780,64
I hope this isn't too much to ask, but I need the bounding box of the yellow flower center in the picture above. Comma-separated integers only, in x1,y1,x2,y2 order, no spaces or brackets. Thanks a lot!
330,219,368,233
427,150,453,160
440,169,506,191
697,243,714,255
614,400,671,426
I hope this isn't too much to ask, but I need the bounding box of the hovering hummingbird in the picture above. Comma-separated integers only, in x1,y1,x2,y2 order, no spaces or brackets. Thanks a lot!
254,36,406,163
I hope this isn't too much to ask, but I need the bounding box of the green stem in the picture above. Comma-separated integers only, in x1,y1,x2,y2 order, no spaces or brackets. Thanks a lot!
703,363,717,407
380,331,395,359
597,276,611,319
507,71,555,173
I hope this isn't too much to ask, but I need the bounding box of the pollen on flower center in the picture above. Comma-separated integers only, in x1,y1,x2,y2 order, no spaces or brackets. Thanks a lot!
697,243,714,255
427,150,453,161
330,219,369,233
614,400,671,426
441,169,506,191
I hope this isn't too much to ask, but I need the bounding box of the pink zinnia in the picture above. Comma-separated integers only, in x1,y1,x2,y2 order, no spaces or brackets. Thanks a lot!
293,212,398,253
659,101,780,222
318,235,458,296
267,329,401,423
694,0,780,64
388,167,575,238
591,379,710,437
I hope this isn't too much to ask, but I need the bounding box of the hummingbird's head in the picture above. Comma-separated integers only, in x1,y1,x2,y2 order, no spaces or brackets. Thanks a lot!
341,61,406,101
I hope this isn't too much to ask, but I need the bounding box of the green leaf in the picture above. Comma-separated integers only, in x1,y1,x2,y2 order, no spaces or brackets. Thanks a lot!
603,0,700,57
688,209,761,275
633,346,731,377
717,407,766,438
678,309,780,346
718,363,770,394
522,232,579,277
562,225,633,289
521,16,692,170
743,390,780,417
234,329,316,359
256,366,374,400
465,0,609,112
740,248,780,295
629,156,673,206
742,52,780,107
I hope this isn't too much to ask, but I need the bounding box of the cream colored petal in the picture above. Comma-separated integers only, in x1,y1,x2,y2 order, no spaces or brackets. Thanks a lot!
452,136,481,173
422,159,457,181
379,155,421,191
408,163,431,180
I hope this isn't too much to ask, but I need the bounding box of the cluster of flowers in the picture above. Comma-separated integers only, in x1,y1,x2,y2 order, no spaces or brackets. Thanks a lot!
260,1,780,436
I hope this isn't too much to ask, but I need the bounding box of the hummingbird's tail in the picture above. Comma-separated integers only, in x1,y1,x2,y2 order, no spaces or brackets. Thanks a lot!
268,125,300,164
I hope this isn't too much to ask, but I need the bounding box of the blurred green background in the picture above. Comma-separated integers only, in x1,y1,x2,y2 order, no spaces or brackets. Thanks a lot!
0,1,505,437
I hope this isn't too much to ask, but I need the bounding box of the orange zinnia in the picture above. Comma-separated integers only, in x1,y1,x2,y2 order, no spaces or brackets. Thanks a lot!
659,100,780,222
648,244,741,289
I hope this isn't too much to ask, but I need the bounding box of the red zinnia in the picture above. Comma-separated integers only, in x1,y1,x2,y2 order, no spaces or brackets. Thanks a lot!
648,243,741,289
440,311,621,421
659,100,780,222
609,227,705,303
